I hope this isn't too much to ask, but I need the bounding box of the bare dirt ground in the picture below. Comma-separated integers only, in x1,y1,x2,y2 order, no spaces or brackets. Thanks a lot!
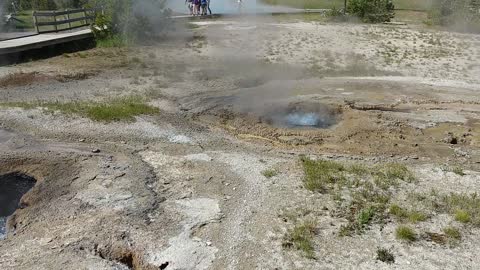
1,16,480,269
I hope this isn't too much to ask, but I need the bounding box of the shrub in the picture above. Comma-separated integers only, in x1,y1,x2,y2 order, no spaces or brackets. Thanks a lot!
347,0,395,23
395,225,417,242
262,169,278,178
455,209,471,223
88,0,172,45
376,247,395,264
427,0,480,33
283,220,317,259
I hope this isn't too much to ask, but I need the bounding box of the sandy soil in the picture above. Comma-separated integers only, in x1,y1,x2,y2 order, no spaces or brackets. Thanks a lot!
0,16,480,269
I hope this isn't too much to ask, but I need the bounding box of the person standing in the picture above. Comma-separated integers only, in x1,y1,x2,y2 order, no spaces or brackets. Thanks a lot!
207,0,212,15
193,0,201,15
186,0,194,15
201,0,207,15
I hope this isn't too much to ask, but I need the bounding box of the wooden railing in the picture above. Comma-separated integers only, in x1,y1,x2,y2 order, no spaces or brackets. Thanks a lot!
33,8,102,34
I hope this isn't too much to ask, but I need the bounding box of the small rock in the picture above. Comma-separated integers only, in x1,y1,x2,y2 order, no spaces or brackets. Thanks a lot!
92,149,101,153
79,138,85,142
206,241,212,246
444,132,458,144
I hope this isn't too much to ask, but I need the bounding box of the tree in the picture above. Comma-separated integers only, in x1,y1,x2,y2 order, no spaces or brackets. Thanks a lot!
89,0,171,44
429,0,480,32
347,0,395,23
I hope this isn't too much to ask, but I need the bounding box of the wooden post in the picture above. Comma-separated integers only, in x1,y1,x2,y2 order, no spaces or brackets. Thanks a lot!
344,0,347,14
67,9,72,30
33,11,39,33
53,10,58,32
83,9,88,26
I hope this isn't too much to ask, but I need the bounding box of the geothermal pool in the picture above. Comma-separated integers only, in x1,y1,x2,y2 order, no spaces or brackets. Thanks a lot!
0,173,36,239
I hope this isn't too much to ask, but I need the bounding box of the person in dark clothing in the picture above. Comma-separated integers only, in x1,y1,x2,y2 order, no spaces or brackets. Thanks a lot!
207,0,212,15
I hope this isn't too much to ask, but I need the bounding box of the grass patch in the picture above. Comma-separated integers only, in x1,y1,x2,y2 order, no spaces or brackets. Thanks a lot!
300,157,416,236
443,226,461,241
376,247,395,264
96,35,127,48
442,166,466,176
357,206,376,227
1,96,158,122
282,220,317,259
409,192,480,227
451,167,465,176
301,156,345,192
454,209,471,223
377,163,416,182
443,193,480,225
347,163,370,176
395,225,417,242
262,169,278,178
389,204,427,223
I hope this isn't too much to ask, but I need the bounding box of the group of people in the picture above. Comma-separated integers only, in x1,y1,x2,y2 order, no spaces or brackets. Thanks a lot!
186,0,212,16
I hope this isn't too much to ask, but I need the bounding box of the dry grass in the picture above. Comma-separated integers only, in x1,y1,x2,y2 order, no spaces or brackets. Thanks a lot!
389,204,428,223
395,225,417,242
282,220,317,259
262,169,279,178
0,72,50,88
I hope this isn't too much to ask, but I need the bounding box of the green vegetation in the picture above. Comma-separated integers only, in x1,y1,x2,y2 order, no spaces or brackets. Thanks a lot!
409,191,480,227
452,167,465,176
301,157,417,236
262,0,345,9
376,247,395,264
261,0,431,10
90,0,171,45
454,209,471,223
443,226,461,240
377,163,416,183
389,204,427,223
426,0,480,32
347,0,395,22
357,206,376,227
395,225,417,242
282,220,317,259
1,96,158,122
301,156,345,192
442,165,466,176
95,34,127,48
443,193,480,225
262,169,279,178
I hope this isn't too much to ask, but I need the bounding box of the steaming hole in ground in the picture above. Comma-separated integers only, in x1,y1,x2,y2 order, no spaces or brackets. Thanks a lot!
0,173,36,239
261,103,340,129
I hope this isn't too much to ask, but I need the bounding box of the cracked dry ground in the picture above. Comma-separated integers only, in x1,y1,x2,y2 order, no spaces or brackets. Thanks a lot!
1,18,480,269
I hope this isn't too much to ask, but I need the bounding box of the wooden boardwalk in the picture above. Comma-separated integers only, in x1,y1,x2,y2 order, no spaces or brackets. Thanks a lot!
0,28,92,55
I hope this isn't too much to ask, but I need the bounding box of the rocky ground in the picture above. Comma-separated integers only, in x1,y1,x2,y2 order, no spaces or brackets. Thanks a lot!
0,16,480,269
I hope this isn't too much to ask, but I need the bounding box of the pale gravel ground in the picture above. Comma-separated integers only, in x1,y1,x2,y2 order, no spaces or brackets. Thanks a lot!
0,17,480,270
